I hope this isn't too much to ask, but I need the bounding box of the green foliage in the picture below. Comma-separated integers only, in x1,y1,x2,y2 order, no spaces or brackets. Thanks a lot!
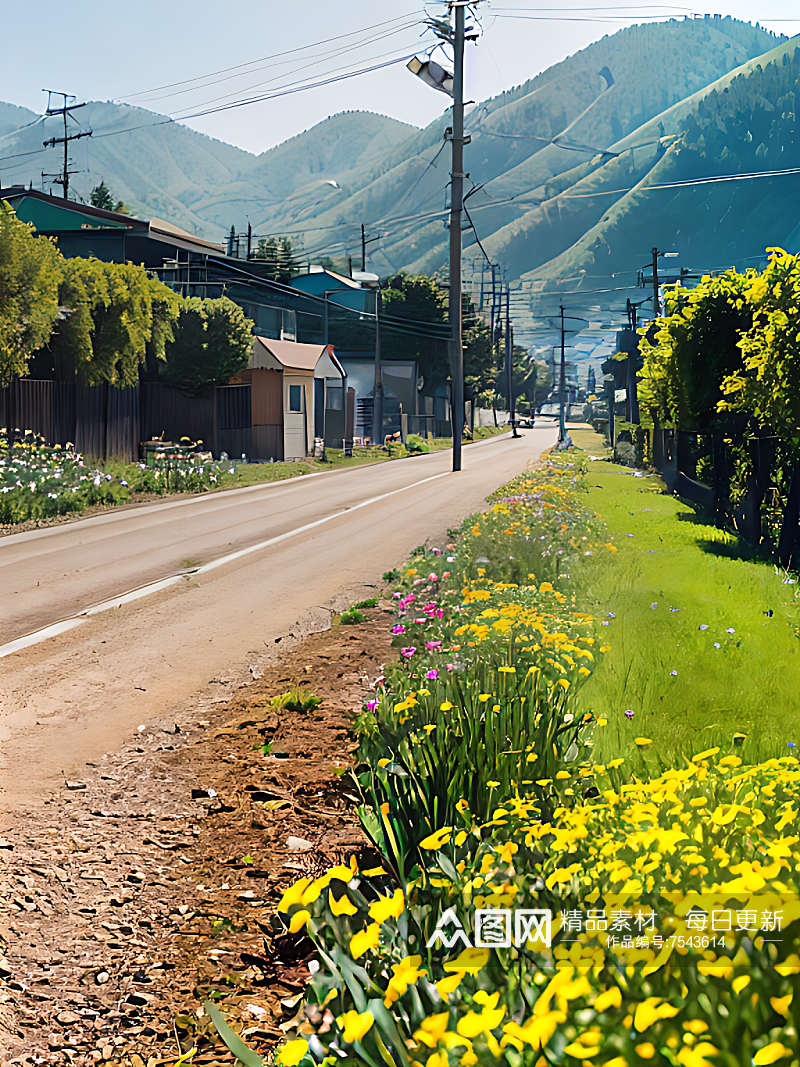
269,688,322,714
341,608,366,625
161,296,253,396
719,248,800,451
354,597,379,609
405,433,430,454
89,180,129,214
0,430,219,525
58,258,180,387
253,236,300,283
638,268,752,429
0,203,61,384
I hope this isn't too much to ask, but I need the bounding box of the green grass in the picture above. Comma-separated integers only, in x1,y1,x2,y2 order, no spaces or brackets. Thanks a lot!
571,431,800,768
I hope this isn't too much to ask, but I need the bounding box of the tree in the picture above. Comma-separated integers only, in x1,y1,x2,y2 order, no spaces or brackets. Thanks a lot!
719,248,800,446
0,203,62,384
161,296,253,396
90,181,129,215
638,269,752,429
57,258,180,386
254,237,300,284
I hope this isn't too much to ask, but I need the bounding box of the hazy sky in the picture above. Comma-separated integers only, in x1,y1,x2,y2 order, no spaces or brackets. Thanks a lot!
2,0,799,155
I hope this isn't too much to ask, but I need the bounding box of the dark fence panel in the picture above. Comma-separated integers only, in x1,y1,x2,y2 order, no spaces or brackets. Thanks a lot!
106,386,139,460
140,384,216,451
3,379,226,460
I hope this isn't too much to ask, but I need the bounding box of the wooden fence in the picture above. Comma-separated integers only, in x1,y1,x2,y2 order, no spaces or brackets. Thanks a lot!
0,379,223,462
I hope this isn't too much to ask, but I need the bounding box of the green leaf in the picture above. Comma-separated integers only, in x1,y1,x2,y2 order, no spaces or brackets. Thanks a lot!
202,1000,263,1067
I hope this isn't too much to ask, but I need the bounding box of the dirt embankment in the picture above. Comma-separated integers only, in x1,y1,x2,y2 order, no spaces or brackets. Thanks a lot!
0,610,393,1067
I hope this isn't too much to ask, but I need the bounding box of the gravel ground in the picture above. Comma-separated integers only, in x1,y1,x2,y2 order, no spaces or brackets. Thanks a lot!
0,610,393,1067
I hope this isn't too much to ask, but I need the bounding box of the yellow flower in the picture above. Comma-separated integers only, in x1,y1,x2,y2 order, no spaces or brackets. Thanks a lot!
770,994,792,1016
441,701,454,711
369,888,405,923
288,909,310,933
754,1045,792,1065
340,1009,375,1044
350,923,381,959
436,974,463,1000
457,1005,506,1038
378,758,391,767
634,737,653,747
443,947,490,974
420,827,453,850
634,998,679,1031
498,665,516,673
384,955,427,1006
275,1038,309,1066
329,890,358,916
501,1010,565,1051
478,694,491,702
456,799,469,814
277,877,311,913
596,717,608,727
634,1044,656,1059
414,1012,451,1047
593,987,622,1012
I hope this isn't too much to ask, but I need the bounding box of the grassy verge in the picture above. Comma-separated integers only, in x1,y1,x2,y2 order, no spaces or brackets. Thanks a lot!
570,427,800,768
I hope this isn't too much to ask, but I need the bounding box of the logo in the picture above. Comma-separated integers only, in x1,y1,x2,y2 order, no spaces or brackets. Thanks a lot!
426,907,552,950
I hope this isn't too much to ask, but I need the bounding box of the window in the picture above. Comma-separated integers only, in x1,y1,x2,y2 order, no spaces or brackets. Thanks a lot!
288,384,303,412
326,384,342,410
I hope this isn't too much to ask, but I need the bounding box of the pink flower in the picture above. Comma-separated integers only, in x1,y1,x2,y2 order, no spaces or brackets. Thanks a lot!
445,663,456,671
434,608,445,619
365,699,379,711
426,669,439,680
428,573,439,582
393,592,402,599
405,594,416,604
401,647,417,658
392,624,406,635
425,640,442,652
624,709,634,720
431,548,442,556
413,578,425,585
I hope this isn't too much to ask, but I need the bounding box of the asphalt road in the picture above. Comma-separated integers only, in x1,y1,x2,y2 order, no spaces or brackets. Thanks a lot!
0,427,555,812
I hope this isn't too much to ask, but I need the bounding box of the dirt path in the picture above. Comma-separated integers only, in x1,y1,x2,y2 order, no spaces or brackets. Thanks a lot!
0,609,393,1066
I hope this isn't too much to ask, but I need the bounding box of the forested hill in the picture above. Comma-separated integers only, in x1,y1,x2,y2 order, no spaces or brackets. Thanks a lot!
0,14,790,322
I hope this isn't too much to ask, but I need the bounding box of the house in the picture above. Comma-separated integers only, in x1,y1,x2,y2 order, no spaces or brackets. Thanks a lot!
219,338,350,461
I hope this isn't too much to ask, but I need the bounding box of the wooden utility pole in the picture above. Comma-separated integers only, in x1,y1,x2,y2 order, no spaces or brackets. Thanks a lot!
448,2,467,471
42,91,91,200
652,246,660,318
559,305,567,443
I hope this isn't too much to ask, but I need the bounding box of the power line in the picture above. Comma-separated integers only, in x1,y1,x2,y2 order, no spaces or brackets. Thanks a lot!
119,11,421,101
173,53,420,122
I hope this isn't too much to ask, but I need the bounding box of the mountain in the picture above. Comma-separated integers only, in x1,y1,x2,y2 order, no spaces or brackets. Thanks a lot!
0,103,415,240
1,14,793,337
513,36,800,307
248,16,783,278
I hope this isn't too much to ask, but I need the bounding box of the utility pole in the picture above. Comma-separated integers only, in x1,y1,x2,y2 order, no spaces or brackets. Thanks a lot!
246,222,252,260
651,246,660,318
42,91,91,200
360,223,381,273
448,1,467,472
559,304,567,443
504,284,520,438
372,284,383,446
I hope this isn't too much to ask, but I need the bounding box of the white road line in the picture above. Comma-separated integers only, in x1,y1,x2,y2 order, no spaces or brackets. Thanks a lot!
0,469,450,661
0,619,86,659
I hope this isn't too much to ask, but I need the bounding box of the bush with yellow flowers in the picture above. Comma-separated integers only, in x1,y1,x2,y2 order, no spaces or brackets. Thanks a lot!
275,749,800,1067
